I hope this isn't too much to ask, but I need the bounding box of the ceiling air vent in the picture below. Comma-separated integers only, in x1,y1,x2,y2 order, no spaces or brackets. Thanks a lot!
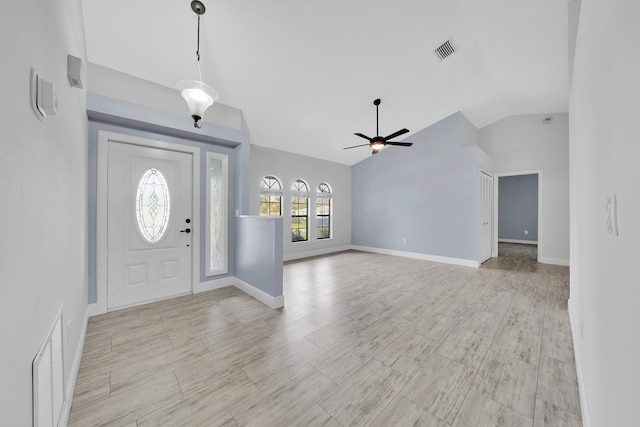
434,40,456,61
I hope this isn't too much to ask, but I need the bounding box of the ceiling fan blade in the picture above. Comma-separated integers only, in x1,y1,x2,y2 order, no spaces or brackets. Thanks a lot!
354,133,372,141
343,143,371,150
382,128,410,141
386,141,413,147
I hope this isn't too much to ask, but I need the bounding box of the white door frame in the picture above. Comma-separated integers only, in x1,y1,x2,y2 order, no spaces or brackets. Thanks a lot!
93,130,201,315
492,170,542,261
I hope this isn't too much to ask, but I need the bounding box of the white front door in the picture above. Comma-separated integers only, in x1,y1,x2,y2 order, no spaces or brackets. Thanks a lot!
107,141,193,310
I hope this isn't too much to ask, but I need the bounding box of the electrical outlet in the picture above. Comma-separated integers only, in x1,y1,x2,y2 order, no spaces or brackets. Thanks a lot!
402,237,407,244
524,230,528,235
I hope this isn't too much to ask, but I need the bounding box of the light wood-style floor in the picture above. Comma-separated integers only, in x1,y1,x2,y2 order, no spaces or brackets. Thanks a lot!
69,248,581,426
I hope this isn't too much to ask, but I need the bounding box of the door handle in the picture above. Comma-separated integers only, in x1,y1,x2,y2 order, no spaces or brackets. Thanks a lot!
180,228,191,234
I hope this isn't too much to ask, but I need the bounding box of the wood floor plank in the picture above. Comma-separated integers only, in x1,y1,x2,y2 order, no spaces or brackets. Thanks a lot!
137,369,259,426
231,365,336,427
541,328,575,363
311,335,383,384
68,373,183,427
241,337,326,391
287,404,342,427
400,353,475,424
533,399,582,427
452,390,533,427
109,338,209,395
369,394,449,427
472,350,538,418
436,326,493,370
537,355,581,416
490,325,541,366
319,359,407,426
375,330,439,377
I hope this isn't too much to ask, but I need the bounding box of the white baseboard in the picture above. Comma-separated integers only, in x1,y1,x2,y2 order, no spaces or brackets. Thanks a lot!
283,245,352,261
233,278,284,309
87,302,104,317
539,257,570,266
59,305,89,427
498,238,538,245
195,276,235,293
351,245,480,268
568,299,592,427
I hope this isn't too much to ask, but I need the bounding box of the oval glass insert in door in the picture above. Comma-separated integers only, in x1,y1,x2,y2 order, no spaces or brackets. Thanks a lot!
135,168,171,243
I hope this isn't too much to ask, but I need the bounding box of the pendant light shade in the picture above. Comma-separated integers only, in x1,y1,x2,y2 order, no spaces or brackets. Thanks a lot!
178,80,219,126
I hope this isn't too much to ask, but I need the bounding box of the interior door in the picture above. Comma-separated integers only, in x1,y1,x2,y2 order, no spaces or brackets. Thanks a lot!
480,171,493,263
107,141,193,310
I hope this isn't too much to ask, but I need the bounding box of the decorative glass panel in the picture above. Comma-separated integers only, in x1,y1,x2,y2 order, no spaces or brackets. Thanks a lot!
292,179,309,193
136,168,171,243
209,156,224,272
260,175,281,190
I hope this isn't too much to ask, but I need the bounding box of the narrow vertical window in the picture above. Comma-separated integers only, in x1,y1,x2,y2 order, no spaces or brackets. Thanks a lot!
317,182,332,239
259,175,282,216
291,179,309,242
206,152,228,276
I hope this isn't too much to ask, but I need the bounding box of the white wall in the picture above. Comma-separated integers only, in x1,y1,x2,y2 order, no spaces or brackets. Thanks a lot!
478,113,569,265
250,145,352,260
569,0,640,425
0,0,88,424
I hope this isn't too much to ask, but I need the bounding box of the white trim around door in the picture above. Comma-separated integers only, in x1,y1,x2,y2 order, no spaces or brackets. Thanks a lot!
93,130,201,315
492,170,542,262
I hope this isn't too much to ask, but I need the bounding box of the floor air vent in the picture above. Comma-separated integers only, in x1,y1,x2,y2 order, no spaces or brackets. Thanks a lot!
33,307,65,427
434,39,456,61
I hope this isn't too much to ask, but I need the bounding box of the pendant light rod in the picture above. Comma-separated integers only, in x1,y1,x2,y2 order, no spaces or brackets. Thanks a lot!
178,0,218,129
196,13,201,61
191,1,205,61
374,98,381,136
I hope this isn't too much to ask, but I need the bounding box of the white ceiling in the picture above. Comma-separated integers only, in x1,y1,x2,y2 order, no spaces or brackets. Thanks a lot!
81,0,569,165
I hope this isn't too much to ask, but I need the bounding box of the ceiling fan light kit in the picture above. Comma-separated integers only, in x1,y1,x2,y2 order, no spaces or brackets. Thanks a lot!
178,0,218,128
344,98,414,155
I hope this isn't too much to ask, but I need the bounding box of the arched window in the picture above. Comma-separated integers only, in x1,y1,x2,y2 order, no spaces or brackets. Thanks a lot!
317,182,332,239
291,179,309,242
259,175,282,216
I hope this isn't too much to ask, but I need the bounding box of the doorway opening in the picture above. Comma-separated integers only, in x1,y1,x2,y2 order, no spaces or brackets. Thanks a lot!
493,171,541,263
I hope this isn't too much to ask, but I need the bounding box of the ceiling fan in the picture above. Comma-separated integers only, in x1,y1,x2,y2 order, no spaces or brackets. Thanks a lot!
344,98,414,155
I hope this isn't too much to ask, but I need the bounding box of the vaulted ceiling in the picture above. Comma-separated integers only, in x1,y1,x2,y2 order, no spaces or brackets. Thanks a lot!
82,0,569,165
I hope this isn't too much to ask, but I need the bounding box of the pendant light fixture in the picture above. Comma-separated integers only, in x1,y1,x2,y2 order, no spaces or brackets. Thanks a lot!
178,0,219,128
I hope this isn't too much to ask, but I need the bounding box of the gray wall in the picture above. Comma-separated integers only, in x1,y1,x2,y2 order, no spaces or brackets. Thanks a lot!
235,216,283,297
498,174,538,241
479,113,569,265
250,145,352,260
351,112,481,262
87,63,244,131
85,93,250,303
0,0,89,423
570,0,640,425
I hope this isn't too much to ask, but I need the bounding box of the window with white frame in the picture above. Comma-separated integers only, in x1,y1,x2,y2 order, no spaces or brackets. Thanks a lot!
206,152,228,276
316,182,332,239
291,179,309,242
259,175,282,216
